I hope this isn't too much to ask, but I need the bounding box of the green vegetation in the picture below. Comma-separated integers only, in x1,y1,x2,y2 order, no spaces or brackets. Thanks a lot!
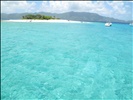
22,14,59,20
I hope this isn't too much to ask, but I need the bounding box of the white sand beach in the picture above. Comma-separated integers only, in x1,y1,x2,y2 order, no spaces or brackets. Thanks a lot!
2,19,86,23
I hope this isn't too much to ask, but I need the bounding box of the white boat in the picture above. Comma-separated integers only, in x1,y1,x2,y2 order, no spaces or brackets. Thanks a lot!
105,22,112,27
129,23,133,26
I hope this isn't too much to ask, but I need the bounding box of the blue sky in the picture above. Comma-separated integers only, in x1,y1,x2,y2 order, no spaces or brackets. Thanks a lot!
1,1,133,21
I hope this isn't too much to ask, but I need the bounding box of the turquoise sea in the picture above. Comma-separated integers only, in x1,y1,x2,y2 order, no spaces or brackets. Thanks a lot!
1,22,132,100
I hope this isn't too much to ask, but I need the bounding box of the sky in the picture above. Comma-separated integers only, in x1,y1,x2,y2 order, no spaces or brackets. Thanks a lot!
1,1,133,21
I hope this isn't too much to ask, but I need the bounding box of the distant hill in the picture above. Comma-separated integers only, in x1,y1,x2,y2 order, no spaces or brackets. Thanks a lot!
1,11,130,23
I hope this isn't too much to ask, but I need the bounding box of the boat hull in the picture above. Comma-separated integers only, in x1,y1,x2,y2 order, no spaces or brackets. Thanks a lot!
105,23,112,27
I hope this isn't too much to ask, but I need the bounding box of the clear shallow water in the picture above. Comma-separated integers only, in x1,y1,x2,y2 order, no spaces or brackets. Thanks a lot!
1,22,132,100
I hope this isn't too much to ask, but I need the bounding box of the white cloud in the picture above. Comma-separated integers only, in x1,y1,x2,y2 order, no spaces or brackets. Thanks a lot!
38,1,70,13
39,1,112,17
106,1,126,14
106,1,132,20
1,1,36,13
39,1,129,18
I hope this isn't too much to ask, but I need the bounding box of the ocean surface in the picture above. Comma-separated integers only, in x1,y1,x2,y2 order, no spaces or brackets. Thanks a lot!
1,22,132,100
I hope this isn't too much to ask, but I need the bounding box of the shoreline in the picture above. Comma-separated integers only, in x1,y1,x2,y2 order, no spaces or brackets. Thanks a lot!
1,19,90,23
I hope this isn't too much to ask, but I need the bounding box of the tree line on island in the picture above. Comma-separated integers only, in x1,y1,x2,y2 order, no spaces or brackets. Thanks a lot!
22,14,60,20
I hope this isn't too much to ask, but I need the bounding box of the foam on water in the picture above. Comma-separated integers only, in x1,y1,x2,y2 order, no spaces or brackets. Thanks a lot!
1,22,132,99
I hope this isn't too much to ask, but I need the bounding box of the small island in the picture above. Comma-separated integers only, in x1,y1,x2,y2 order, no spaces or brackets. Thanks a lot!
22,14,59,20
3,14,81,23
